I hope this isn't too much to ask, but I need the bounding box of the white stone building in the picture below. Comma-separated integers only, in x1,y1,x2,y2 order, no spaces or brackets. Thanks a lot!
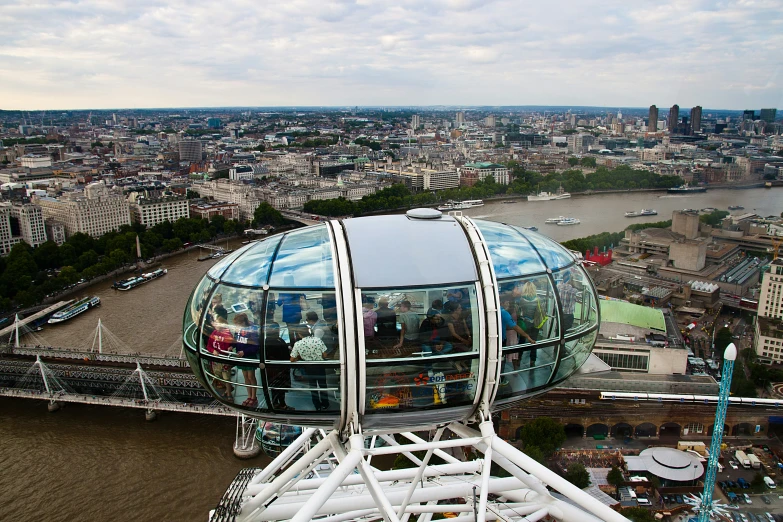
11,203,47,248
128,194,190,228
35,181,131,238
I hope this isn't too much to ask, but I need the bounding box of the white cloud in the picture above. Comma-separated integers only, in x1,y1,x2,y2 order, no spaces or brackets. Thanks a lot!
0,0,781,109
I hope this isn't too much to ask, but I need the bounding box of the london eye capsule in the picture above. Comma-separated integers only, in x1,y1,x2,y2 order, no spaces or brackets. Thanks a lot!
182,209,599,432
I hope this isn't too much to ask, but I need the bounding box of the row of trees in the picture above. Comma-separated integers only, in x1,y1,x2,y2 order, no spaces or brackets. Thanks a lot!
304,164,685,218
0,215,247,312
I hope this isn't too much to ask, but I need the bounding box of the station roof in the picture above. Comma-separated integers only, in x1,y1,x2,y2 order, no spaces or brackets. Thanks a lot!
625,447,703,482
599,299,666,332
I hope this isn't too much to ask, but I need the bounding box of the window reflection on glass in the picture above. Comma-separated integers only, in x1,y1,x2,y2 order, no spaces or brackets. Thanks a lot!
219,235,282,287
497,343,557,399
474,220,546,277
554,266,596,336
552,330,597,382
184,275,214,351
365,359,478,412
359,285,478,360
265,361,341,413
499,275,560,350
517,229,576,271
200,359,269,411
268,226,334,288
207,242,255,280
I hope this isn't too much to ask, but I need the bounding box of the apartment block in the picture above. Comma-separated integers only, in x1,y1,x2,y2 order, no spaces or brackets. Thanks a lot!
36,181,131,238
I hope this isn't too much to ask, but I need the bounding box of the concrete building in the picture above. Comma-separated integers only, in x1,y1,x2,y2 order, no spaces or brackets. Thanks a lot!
760,109,777,124
460,162,510,186
759,259,783,320
690,106,702,133
411,114,420,129
178,140,203,163
35,181,131,238
190,201,240,221
20,155,52,169
668,104,679,131
128,193,190,228
455,111,465,127
44,219,66,246
671,210,700,239
229,165,255,181
648,105,658,132
10,203,47,248
0,203,20,256
592,299,687,375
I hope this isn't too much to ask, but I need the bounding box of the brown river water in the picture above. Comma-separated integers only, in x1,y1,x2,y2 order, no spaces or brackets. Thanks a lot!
3,187,780,521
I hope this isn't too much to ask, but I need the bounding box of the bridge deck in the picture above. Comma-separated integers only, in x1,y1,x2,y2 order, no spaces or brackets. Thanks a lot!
0,301,73,338
0,388,237,417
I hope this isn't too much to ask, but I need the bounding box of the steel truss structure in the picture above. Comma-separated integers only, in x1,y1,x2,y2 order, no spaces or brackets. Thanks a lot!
219,417,629,522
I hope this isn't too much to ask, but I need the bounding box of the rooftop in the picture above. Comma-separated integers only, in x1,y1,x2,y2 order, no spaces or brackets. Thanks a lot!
599,299,666,332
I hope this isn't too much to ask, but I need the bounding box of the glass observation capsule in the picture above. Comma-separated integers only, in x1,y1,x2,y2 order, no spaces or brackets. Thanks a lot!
182,209,599,431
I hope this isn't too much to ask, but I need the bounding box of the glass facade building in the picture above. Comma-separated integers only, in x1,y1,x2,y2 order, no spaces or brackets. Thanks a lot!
183,209,600,431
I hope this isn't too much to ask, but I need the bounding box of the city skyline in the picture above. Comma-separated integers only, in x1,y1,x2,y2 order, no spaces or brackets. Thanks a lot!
1,0,781,111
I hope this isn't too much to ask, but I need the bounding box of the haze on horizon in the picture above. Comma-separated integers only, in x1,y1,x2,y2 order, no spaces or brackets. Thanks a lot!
1,0,781,111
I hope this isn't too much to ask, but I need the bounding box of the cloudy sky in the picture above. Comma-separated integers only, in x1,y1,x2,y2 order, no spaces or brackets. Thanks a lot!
1,0,781,110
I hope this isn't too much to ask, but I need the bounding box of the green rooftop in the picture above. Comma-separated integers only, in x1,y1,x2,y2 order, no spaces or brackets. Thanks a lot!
464,162,503,169
598,299,666,332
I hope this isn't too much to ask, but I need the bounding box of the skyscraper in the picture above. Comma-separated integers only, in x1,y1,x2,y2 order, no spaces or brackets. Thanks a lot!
690,106,702,133
668,104,679,132
742,110,755,121
648,105,658,131
411,114,420,129
455,111,465,127
760,108,777,123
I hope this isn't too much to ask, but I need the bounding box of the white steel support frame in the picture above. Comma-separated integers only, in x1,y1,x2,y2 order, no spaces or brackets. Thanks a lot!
235,414,260,454
228,418,630,522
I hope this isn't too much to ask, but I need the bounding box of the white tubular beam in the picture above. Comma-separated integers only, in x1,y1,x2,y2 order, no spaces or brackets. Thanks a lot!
450,506,549,522
365,436,483,456
477,420,495,522
241,432,337,516
315,509,378,522
378,434,426,467
449,422,550,498
249,427,317,485
489,435,629,522
400,431,462,464
290,444,364,522
397,427,446,520
245,461,481,495
261,477,524,520
352,435,401,522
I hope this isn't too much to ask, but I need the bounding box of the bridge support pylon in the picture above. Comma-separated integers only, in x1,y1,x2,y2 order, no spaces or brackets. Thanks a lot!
234,413,260,459
145,409,158,422
47,400,61,412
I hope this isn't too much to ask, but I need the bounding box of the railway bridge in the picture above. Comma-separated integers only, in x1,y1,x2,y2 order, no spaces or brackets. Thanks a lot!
500,388,776,441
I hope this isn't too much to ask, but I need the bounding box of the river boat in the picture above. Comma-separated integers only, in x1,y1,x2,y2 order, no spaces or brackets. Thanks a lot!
701,207,716,213
48,296,100,324
437,199,484,211
625,210,641,217
502,200,518,204
728,205,745,210
522,226,538,232
527,185,571,201
640,209,658,216
114,268,167,291
668,183,707,194
556,217,581,226
545,216,567,224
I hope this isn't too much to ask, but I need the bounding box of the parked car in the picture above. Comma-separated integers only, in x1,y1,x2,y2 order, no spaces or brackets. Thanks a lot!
730,460,739,470
675,494,684,504
761,495,771,504
744,493,752,504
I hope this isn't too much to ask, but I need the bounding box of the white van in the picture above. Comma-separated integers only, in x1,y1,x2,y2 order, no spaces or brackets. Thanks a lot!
764,476,776,489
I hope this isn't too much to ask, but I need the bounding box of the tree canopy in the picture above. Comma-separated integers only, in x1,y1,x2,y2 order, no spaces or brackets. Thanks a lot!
518,417,566,458
252,202,285,227
563,463,591,489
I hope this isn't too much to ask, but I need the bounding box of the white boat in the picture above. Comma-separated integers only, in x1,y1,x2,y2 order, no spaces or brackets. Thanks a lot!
545,216,567,224
640,209,658,216
528,185,571,201
48,296,101,324
437,199,484,211
625,211,641,217
114,268,167,291
556,218,581,226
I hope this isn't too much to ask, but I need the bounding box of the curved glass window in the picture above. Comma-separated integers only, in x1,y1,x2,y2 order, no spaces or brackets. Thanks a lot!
553,330,597,383
183,275,215,352
268,226,334,288
360,284,479,417
474,220,546,277
207,242,255,279
517,227,576,270
554,266,597,337
220,235,282,287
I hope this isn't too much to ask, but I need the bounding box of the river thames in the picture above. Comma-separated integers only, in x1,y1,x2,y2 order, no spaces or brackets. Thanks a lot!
3,187,781,521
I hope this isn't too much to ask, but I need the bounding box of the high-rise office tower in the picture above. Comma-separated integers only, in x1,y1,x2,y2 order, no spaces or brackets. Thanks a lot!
690,106,702,133
648,105,658,131
411,114,421,129
178,140,203,163
668,104,679,132
743,110,755,121
455,111,465,126
760,109,777,123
